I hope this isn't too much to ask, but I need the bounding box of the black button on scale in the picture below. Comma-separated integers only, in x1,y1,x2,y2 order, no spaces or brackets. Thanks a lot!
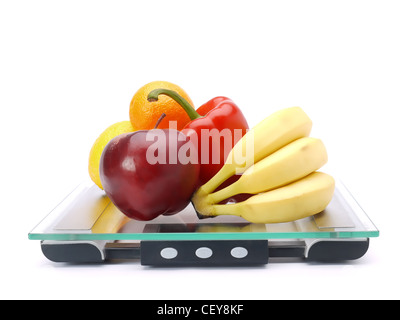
140,240,269,266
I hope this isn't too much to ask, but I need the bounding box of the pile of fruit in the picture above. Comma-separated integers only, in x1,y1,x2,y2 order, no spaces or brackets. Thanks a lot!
88,81,335,224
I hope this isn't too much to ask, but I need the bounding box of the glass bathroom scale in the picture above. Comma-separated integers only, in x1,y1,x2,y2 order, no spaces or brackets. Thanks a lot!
28,180,379,266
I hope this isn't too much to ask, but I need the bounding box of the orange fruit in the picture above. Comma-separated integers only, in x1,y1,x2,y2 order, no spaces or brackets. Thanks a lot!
129,81,195,130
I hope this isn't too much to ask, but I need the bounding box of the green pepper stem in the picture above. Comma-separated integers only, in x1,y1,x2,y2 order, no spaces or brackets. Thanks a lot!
147,88,202,120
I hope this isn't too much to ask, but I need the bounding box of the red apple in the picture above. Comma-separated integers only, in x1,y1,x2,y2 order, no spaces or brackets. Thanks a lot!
99,129,199,221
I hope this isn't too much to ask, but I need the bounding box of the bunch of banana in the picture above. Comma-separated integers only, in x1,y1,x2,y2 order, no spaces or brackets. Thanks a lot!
191,107,335,224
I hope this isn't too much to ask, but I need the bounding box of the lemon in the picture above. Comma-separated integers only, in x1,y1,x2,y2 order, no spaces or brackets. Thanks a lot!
89,121,136,189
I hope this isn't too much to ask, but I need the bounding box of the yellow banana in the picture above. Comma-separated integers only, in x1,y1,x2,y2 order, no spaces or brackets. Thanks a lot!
198,106,312,195
194,172,335,224
206,137,328,204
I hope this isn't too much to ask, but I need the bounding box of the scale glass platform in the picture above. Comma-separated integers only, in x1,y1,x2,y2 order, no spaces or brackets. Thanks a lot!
28,180,379,266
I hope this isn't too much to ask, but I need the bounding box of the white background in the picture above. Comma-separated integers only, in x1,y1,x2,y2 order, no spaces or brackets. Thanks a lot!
1,0,399,300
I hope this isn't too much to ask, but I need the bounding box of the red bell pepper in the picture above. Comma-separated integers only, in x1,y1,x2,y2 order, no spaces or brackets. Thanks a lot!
148,89,249,186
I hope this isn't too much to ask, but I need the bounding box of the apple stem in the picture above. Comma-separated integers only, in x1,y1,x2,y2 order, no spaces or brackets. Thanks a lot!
154,113,167,129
